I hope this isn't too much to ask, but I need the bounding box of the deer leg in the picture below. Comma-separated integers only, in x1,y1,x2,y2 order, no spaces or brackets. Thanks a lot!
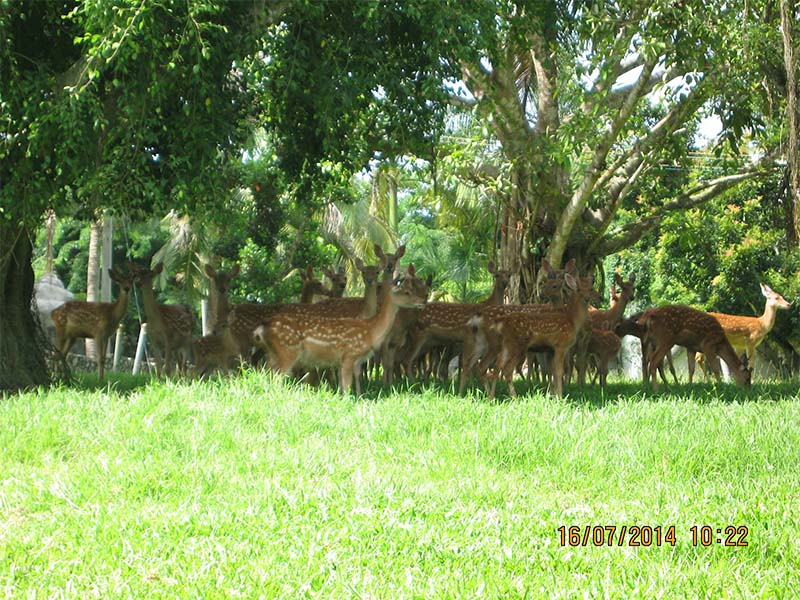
551,347,566,398
686,350,696,384
647,344,673,392
340,359,354,395
94,335,107,380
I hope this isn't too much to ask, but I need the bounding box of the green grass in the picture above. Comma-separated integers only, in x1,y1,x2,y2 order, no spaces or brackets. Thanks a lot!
1,372,799,598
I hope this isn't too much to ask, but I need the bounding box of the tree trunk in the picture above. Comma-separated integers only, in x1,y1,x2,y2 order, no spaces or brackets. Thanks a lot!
0,224,50,390
85,218,101,358
781,0,800,248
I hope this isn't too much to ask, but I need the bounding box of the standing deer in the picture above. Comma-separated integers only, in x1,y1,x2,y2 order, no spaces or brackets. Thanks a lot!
616,312,679,385
193,320,239,377
400,261,511,382
225,265,340,360
691,283,791,381
252,265,429,395
51,267,134,380
487,272,595,398
205,263,240,333
638,304,751,392
128,262,195,376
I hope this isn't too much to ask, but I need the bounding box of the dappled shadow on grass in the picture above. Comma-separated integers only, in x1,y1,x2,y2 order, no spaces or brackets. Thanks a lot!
64,371,160,396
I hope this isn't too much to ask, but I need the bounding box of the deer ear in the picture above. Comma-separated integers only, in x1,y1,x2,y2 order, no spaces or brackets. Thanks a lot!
564,272,578,291
355,257,365,270
374,244,385,258
487,260,496,274
760,282,772,297
407,263,416,277
629,273,636,284
395,245,406,259
378,255,388,270
564,259,578,274
108,268,119,282
614,272,624,287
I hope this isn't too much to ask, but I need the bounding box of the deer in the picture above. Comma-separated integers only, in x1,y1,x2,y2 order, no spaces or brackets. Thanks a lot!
637,304,751,392
128,262,196,376
51,267,134,380
322,266,348,297
192,320,239,377
586,324,621,388
252,265,429,395
616,311,679,385
225,265,341,360
204,263,240,333
570,273,635,387
299,257,385,319
486,272,596,398
690,283,791,381
399,261,511,383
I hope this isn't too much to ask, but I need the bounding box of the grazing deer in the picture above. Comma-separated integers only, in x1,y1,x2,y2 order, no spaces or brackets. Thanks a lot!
205,263,240,333
487,272,595,398
252,265,428,395
128,262,196,376
638,304,751,392
51,267,134,380
693,283,791,380
192,320,239,377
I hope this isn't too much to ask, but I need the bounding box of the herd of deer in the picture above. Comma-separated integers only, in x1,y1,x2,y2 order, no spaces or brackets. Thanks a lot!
49,244,792,396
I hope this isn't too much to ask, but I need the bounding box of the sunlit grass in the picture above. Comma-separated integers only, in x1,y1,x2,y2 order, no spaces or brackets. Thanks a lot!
1,371,798,598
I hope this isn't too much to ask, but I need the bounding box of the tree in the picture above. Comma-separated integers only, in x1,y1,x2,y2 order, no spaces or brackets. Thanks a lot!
0,0,276,389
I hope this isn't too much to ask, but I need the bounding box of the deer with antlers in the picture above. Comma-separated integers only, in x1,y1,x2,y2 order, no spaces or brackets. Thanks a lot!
638,304,751,391
486,271,596,398
128,262,196,376
51,267,134,380
252,264,428,394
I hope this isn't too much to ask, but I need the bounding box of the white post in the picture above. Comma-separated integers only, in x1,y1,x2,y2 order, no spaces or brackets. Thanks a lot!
201,299,210,336
112,323,124,372
133,323,148,375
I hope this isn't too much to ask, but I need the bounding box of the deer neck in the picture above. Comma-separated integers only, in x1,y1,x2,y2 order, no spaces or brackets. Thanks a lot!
111,288,131,325
139,285,164,325
758,300,780,336
566,288,590,331
363,280,378,317
481,281,505,306
604,295,628,327
365,281,401,348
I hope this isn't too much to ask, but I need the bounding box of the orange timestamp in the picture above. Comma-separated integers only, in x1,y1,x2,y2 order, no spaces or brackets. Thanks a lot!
558,525,750,547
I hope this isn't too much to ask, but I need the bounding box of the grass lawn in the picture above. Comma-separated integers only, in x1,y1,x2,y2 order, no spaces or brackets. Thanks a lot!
1,372,799,598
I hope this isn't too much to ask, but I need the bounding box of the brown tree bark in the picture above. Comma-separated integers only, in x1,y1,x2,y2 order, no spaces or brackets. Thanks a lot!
0,224,50,390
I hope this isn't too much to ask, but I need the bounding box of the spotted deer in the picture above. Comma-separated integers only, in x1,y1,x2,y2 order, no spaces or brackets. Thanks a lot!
323,266,348,297
301,257,385,319
225,265,340,360
128,262,196,375
574,273,636,386
586,324,621,388
192,320,239,377
487,272,596,398
616,312,678,385
51,267,134,380
637,304,751,392
691,283,791,381
205,263,240,333
252,265,428,394
399,261,511,382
